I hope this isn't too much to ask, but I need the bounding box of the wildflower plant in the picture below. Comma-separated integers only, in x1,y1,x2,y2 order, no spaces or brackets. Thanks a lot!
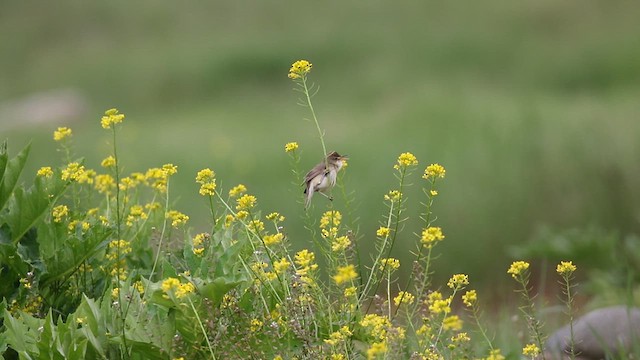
0,60,588,360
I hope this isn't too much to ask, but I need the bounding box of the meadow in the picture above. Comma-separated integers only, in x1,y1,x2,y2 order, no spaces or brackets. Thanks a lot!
1,1,640,358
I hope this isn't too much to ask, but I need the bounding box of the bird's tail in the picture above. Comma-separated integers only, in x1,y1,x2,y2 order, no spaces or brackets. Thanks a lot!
304,187,313,209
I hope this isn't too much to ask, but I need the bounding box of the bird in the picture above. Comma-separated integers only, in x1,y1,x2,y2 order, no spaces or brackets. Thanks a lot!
303,151,348,208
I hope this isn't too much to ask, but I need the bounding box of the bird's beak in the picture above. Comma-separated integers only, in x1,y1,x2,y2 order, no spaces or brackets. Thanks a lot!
340,155,349,160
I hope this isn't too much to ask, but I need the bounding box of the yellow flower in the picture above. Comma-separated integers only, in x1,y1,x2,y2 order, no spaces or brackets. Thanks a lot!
101,108,125,129
384,190,401,202
324,325,353,346
360,314,391,340
273,257,291,274
451,332,470,342
429,299,451,314
61,162,85,182
288,60,312,79
462,289,477,307
195,168,216,196
331,236,351,252
52,205,69,223
556,261,577,276
53,127,72,141
250,318,263,332
263,233,284,246
430,190,438,196
379,258,400,271
101,156,116,168
166,210,189,228
394,152,418,170
485,349,505,360
423,163,446,179
320,210,342,229
236,194,257,211
266,212,285,222
37,166,54,178
447,273,469,290
366,341,387,360
111,287,120,300
161,277,194,299
376,226,390,238
442,315,463,331
247,219,264,233
421,226,445,247
236,210,249,220
95,174,116,194
162,164,177,177
344,286,357,297
393,291,415,306
284,142,299,152
229,184,247,197
333,264,357,285
522,343,541,357
507,261,530,279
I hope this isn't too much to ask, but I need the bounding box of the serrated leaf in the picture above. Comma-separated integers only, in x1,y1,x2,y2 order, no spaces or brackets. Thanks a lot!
2,309,39,358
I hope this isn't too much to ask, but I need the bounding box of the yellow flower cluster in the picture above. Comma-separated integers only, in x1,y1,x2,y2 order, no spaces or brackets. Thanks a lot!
443,315,463,331
447,273,469,290
360,313,391,341
195,168,216,196
384,190,401,202
556,260,576,275
462,289,477,307
320,210,342,228
376,226,390,238
192,233,209,257
393,291,415,306
333,264,357,285
37,166,54,178
420,227,445,248
427,291,451,314
249,318,263,332
324,325,353,346
366,342,387,360
125,205,148,226
284,142,299,152
95,174,115,194
331,235,351,252
507,261,530,279
101,156,116,168
263,233,284,246
68,220,90,233
166,210,189,228
236,194,257,211
522,343,540,357
394,152,418,170
294,249,318,284
229,184,247,197
100,108,125,129
485,349,505,360
161,277,195,299
379,258,400,272
266,212,285,222
52,205,69,223
61,162,85,182
288,60,312,79
273,257,291,274
106,239,132,261
423,163,446,179
53,127,72,141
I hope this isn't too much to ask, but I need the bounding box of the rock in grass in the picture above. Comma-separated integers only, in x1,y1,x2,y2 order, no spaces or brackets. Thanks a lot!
544,305,640,359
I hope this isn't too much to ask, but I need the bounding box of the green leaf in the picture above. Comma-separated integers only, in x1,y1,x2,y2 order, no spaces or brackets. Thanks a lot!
0,141,31,212
2,309,40,358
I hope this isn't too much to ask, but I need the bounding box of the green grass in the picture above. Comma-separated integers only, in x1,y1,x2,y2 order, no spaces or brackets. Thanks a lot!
2,0,640,289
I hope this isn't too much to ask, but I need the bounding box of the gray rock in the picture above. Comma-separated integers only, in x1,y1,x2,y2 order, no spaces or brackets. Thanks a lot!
544,306,640,359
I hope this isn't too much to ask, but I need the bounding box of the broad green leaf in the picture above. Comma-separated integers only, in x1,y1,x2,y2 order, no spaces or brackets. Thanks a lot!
2,309,39,358
0,141,31,212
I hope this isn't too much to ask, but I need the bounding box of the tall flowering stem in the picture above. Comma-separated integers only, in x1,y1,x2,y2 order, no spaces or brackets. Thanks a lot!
557,261,578,360
508,261,547,360
361,153,417,311
397,163,446,318
289,60,330,167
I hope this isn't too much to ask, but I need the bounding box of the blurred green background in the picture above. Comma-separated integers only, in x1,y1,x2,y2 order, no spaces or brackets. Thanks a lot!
2,1,640,292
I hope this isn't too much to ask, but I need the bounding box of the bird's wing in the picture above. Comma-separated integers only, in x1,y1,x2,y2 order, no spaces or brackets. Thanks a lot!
303,163,326,186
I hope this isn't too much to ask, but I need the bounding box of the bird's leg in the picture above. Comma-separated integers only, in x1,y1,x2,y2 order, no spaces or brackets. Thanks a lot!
317,192,333,201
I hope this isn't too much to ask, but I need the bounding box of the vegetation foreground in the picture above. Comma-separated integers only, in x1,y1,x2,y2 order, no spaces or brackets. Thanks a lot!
0,61,584,359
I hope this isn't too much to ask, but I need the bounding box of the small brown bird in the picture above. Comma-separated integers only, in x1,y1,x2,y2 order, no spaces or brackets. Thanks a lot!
303,151,348,208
